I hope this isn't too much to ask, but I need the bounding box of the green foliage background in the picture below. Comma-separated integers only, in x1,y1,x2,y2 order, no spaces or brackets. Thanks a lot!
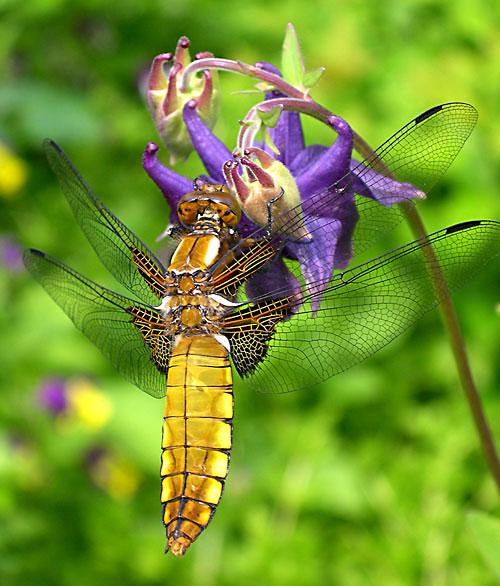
1,1,500,584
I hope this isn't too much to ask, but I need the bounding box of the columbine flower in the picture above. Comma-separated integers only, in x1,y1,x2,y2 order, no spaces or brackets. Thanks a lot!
146,37,220,165
223,146,311,242
85,446,140,501
0,141,28,198
143,35,423,308
37,376,112,430
38,377,68,414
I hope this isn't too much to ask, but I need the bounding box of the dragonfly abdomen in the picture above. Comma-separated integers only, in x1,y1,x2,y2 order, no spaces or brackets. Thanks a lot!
161,334,233,556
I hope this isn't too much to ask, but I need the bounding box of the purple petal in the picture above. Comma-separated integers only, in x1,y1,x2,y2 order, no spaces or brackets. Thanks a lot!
238,212,262,239
269,110,305,167
38,377,67,414
332,201,358,269
245,256,303,315
288,144,328,176
295,116,353,201
255,62,305,165
143,142,192,222
0,236,24,273
349,159,425,206
289,216,343,314
290,186,357,266
183,101,231,183
255,61,281,77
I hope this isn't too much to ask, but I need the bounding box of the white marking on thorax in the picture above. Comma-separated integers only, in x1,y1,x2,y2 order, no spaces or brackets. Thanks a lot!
155,296,172,312
214,334,231,353
208,294,243,307
204,236,222,266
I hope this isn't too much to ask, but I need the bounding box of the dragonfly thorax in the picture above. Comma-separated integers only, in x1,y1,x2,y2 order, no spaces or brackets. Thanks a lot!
164,269,213,295
158,293,225,336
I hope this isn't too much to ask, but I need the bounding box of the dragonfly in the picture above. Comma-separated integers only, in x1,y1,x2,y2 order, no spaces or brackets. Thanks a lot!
24,103,500,556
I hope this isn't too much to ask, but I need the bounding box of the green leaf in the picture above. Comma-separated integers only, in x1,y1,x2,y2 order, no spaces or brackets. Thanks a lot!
281,23,305,89
261,127,280,154
467,510,500,579
303,67,325,90
0,80,101,147
256,105,282,128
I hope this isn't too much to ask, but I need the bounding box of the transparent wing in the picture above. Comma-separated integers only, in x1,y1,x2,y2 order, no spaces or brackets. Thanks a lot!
284,102,478,255
352,103,477,192
24,249,169,398
214,103,478,285
224,220,500,393
344,101,479,257
44,139,166,305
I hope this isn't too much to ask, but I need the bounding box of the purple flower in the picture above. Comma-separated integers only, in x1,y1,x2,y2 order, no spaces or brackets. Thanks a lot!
38,377,67,414
146,38,220,165
0,235,24,273
143,59,423,311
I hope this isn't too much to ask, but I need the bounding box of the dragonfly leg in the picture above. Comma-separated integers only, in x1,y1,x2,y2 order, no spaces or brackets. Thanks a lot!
266,187,284,234
165,224,188,239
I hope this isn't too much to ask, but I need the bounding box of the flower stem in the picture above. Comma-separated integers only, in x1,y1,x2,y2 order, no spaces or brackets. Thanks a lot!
402,202,500,494
350,128,500,493
237,96,374,157
180,58,305,98
182,58,378,160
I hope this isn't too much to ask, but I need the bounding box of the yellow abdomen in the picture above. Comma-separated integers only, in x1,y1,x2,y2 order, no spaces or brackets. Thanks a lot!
161,335,233,556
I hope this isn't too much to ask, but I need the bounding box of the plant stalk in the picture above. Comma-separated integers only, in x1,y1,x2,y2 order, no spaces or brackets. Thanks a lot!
402,202,500,493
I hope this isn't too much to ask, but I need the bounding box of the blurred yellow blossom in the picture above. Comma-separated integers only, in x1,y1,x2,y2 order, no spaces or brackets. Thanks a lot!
87,448,141,501
0,142,28,197
66,378,113,430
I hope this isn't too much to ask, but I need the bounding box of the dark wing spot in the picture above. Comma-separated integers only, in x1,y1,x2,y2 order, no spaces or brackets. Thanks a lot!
445,220,482,234
415,104,443,125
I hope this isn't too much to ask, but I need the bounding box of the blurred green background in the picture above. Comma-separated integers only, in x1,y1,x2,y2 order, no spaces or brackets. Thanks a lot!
1,1,500,584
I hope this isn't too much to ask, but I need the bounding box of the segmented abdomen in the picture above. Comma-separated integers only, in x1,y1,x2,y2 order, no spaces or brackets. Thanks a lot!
161,335,233,556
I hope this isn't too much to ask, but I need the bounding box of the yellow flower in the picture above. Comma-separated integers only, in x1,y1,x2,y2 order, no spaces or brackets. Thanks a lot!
0,142,28,198
88,449,141,501
67,378,113,430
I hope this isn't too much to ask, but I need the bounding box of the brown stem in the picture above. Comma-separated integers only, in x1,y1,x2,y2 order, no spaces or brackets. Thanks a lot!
402,202,500,493
353,128,500,492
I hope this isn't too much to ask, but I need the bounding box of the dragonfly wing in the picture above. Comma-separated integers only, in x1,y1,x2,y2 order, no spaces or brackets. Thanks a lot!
285,102,479,255
24,249,170,398
214,103,479,299
353,102,478,194
44,139,166,305
224,220,500,393
346,102,479,257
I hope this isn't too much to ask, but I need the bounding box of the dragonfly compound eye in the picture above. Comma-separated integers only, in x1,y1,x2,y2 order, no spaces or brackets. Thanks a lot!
215,204,239,227
177,198,199,225
178,185,241,227
203,185,241,227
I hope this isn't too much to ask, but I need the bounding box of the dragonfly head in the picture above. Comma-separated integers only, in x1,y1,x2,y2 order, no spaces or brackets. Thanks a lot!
177,183,241,228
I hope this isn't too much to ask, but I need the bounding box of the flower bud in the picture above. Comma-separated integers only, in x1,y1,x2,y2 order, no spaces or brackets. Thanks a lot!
146,37,220,164
223,146,310,241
